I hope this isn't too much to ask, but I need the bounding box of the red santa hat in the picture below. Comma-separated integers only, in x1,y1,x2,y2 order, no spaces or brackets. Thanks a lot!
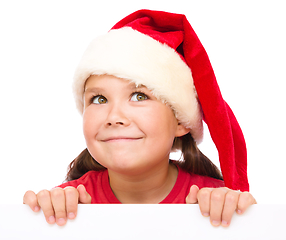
73,9,249,191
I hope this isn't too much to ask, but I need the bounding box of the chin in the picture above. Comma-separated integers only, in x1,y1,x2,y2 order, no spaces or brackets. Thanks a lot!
106,158,149,176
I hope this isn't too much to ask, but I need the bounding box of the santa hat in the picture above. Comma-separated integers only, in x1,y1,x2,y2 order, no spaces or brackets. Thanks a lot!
73,9,249,191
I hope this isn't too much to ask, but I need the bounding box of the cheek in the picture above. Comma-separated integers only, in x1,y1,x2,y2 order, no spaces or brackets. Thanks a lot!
82,108,99,141
142,105,178,136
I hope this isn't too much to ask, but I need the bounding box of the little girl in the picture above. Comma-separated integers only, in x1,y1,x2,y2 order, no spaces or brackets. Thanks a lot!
24,9,256,227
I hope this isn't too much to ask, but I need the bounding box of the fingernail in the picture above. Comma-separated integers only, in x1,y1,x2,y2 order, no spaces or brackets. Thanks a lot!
202,212,210,217
48,216,55,224
212,220,220,226
34,206,40,212
222,220,229,227
68,212,76,219
237,209,242,214
57,218,66,226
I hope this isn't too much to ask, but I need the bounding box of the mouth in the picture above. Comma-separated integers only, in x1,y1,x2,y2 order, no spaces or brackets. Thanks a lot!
101,137,143,143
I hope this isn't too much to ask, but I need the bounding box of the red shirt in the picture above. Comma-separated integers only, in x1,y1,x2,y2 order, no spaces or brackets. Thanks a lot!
57,166,224,203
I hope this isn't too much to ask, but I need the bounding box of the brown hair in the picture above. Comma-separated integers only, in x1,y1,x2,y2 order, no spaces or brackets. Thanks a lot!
65,133,223,181
173,133,223,180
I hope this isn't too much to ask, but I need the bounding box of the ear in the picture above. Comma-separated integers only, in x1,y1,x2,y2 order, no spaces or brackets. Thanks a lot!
175,123,190,137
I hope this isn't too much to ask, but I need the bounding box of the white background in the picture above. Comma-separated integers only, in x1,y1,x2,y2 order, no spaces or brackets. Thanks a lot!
1,205,286,240
0,0,285,204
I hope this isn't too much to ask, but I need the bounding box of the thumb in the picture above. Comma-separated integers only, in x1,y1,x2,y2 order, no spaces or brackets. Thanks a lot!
77,184,92,204
186,185,199,204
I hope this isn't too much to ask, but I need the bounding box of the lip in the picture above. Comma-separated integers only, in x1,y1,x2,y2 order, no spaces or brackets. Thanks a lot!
101,136,143,142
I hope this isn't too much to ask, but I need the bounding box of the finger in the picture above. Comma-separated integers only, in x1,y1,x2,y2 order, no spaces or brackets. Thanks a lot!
209,188,228,227
77,185,92,204
197,188,213,217
64,187,79,220
237,192,257,214
185,185,199,204
221,190,240,227
37,189,56,224
23,190,40,212
50,187,67,226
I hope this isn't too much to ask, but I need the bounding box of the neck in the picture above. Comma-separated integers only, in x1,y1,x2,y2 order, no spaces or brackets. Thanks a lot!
108,162,178,203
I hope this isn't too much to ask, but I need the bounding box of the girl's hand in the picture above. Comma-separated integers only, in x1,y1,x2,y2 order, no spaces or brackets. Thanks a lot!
23,184,91,226
185,185,256,227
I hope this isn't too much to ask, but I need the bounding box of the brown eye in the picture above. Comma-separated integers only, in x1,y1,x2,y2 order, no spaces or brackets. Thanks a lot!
93,95,107,104
131,92,148,101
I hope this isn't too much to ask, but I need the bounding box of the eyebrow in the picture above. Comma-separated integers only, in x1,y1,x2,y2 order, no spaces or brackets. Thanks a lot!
84,87,104,94
131,85,149,92
133,84,147,89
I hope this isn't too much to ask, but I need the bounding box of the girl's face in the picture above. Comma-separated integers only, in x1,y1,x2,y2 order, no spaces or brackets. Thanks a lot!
83,75,189,175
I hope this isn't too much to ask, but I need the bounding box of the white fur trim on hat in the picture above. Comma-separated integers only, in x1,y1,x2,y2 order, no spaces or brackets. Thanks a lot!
73,27,203,142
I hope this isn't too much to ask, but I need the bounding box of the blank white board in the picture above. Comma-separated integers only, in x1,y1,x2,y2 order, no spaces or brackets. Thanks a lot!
0,204,285,240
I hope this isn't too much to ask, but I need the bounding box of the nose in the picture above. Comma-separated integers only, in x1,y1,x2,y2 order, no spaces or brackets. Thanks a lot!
105,102,131,127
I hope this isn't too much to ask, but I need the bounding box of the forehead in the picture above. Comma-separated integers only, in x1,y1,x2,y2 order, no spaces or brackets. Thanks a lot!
84,75,147,91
